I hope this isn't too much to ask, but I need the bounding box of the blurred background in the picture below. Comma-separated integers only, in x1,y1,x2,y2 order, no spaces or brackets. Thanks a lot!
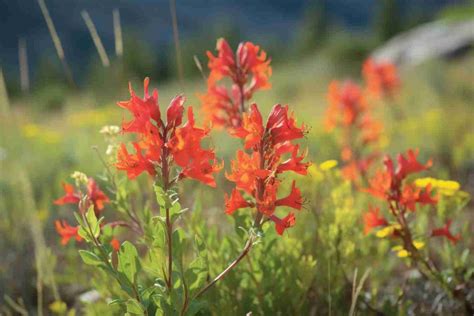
0,0,473,314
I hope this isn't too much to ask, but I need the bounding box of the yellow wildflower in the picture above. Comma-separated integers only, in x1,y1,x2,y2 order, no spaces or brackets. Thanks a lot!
320,159,338,171
376,224,401,238
415,177,460,196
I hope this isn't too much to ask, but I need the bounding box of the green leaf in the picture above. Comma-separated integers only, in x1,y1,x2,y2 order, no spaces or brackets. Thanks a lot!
186,300,207,316
169,200,184,223
77,226,91,242
185,258,207,294
78,250,103,266
108,298,126,306
125,299,145,315
85,206,101,238
154,185,170,210
151,219,166,250
118,241,141,284
172,229,186,262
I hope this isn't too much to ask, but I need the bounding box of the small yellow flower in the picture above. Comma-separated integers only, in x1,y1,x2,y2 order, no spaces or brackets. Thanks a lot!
376,224,401,238
391,240,424,258
22,123,41,138
397,250,409,258
391,245,403,252
319,159,338,171
415,177,460,196
413,240,425,250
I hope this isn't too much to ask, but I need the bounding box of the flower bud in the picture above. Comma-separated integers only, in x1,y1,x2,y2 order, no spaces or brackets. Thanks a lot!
71,171,88,187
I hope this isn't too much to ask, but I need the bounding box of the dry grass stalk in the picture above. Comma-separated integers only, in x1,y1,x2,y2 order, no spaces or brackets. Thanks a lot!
81,10,110,67
18,38,30,93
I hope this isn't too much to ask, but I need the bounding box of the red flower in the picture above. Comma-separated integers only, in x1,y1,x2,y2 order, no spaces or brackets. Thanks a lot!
201,38,271,129
400,183,437,211
207,38,271,93
417,184,438,205
359,113,383,146
116,143,157,179
110,238,121,251
117,77,162,133
267,104,306,144
230,103,264,149
87,178,110,211
54,178,109,213
55,220,82,245
54,182,80,205
270,213,296,235
276,181,303,210
395,149,432,181
363,206,388,235
277,145,309,175
116,78,221,186
166,95,185,130
324,80,366,131
362,58,400,98
431,220,461,244
226,150,270,194
363,150,432,207
225,189,251,214
226,103,308,235
199,85,242,129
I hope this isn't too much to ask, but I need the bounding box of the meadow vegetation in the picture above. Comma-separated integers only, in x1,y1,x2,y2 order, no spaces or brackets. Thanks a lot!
0,30,473,315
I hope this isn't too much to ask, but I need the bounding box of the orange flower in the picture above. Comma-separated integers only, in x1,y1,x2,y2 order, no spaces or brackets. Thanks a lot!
55,220,82,245
324,76,384,183
54,178,109,213
395,149,432,180
362,58,400,98
225,189,251,215
275,181,303,210
267,104,306,144
207,38,271,93
201,38,271,129
230,104,264,149
116,143,157,179
226,103,308,235
87,178,110,211
400,183,437,211
110,238,121,251
116,78,221,186
363,206,388,235
226,150,270,194
270,213,296,236
199,85,242,129
431,220,461,244
324,80,366,131
363,150,432,206
359,113,383,146
54,182,80,205
277,145,310,175
117,77,162,133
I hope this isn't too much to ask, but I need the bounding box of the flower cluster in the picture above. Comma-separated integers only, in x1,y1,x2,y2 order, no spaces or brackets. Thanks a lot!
224,104,309,235
362,58,400,99
324,79,383,181
116,78,222,186
199,38,272,129
54,175,119,248
363,149,461,257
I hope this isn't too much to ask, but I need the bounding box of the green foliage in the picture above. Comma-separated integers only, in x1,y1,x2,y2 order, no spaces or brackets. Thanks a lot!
1,45,474,315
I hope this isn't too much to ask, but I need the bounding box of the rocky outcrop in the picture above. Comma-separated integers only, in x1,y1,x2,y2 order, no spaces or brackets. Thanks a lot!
372,20,474,66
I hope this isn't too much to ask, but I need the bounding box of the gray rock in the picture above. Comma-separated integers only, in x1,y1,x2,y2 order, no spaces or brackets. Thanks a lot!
372,20,474,66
